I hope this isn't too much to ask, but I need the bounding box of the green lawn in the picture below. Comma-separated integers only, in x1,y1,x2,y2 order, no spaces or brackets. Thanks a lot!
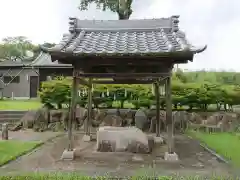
187,130,240,167
0,100,42,110
0,140,42,165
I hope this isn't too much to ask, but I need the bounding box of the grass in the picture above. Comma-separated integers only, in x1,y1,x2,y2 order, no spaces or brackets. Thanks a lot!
0,140,42,166
187,130,240,167
0,99,135,110
0,100,42,110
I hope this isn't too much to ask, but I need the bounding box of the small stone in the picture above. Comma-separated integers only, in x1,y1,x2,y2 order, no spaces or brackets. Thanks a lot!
164,152,179,161
192,162,204,168
82,134,92,142
61,149,75,160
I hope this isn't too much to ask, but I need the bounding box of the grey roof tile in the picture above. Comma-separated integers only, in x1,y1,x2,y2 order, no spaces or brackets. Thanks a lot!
43,16,207,56
29,52,72,68
0,52,72,68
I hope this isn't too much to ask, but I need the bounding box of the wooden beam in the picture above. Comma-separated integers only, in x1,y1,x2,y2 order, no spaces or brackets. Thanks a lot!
93,77,169,84
93,80,156,84
77,73,170,78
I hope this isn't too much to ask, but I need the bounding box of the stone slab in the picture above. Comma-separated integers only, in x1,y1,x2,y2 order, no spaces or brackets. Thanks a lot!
61,149,75,160
164,152,179,161
97,126,150,153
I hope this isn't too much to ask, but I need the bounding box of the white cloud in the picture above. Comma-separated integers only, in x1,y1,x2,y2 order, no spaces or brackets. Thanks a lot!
0,0,239,71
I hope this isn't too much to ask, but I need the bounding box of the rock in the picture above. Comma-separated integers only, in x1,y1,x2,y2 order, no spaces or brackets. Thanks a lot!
21,110,39,128
135,108,148,131
173,111,189,131
101,115,123,127
189,112,202,124
96,126,151,154
122,109,134,126
76,106,87,120
204,113,224,125
149,111,166,132
48,122,64,132
91,109,107,127
147,135,155,152
49,110,62,123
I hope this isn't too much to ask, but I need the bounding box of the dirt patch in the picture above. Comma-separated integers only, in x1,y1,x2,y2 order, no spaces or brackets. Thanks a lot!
0,133,236,177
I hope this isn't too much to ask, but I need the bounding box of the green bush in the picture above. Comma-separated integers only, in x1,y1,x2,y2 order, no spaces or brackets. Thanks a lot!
39,76,240,111
38,77,71,109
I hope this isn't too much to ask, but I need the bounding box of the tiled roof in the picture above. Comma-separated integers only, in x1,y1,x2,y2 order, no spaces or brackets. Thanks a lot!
42,16,206,56
0,52,71,68
0,59,24,67
30,52,72,68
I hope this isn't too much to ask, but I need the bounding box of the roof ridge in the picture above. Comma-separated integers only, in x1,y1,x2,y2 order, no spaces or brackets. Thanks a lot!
68,16,180,34
29,51,44,65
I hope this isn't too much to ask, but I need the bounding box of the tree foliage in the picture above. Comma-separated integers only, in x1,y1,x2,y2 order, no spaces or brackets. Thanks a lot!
0,36,56,62
0,36,39,61
78,0,133,19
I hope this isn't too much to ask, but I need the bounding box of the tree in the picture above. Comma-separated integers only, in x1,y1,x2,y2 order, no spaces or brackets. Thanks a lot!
0,36,39,61
79,0,133,19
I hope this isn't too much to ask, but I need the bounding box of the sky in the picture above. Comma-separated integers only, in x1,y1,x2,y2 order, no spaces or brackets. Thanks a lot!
0,0,240,71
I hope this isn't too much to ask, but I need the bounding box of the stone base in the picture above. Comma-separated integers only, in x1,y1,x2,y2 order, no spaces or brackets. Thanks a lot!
82,134,92,142
164,152,179,161
61,149,75,160
154,136,164,144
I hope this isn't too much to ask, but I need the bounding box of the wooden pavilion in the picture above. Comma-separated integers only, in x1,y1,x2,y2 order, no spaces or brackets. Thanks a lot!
41,15,207,159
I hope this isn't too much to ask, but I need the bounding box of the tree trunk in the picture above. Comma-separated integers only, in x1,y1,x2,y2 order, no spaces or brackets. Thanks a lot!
117,0,132,20
118,13,129,20
120,100,124,108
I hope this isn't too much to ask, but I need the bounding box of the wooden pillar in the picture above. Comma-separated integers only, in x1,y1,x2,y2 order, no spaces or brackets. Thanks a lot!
67,69,78,151
165,76,174,153
85,78,93,136
155,81,160,137
2,123,8,140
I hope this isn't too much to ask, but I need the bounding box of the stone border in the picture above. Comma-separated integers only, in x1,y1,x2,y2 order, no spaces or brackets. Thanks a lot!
0,133,65,167
187,135,230,164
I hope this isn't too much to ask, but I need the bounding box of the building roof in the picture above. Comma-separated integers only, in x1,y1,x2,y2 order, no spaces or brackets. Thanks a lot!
0,52,72,69
41,16,206,58
0,59,25,67
30,52,72,68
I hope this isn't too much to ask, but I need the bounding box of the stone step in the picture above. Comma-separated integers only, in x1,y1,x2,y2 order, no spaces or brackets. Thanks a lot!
0,118,20,123
0,111,26,123
0,110,27,114
0,114,25,118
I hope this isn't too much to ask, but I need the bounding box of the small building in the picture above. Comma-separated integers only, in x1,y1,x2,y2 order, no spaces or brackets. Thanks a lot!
0,52,72,99
41,16,207,158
